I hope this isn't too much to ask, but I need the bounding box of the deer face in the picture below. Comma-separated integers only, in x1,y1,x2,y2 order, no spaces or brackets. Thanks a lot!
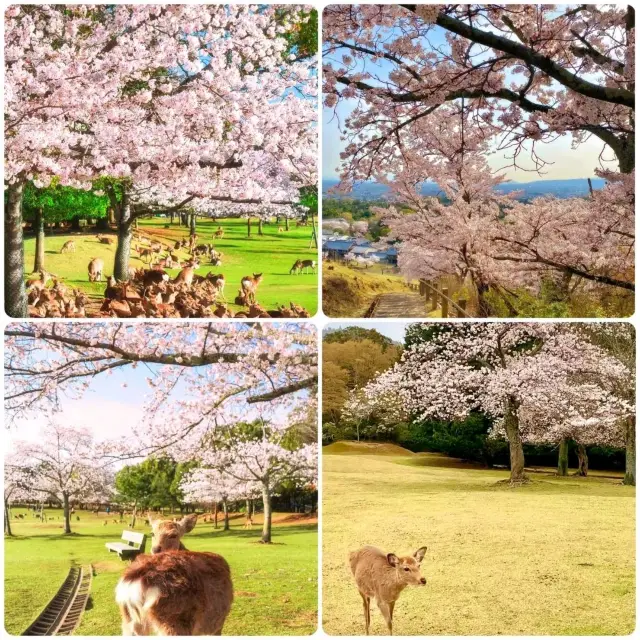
387,547,427,586
149,514,197,554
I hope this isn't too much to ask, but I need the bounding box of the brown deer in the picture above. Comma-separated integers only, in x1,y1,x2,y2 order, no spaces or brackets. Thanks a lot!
289,259,303,275
214,227,224,239
97,235,116,245
243,513,254,529
60,240,75,253
349,545,427,635
173,262,199,287
240,273,263,304
299,259,316,274
88,258,104,282
115,514,233,636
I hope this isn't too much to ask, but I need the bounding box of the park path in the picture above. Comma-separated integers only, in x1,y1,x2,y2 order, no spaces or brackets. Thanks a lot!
369,292,427,318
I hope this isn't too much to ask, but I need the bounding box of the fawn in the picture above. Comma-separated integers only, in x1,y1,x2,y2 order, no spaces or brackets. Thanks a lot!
349,545,427,635
116,514,233,636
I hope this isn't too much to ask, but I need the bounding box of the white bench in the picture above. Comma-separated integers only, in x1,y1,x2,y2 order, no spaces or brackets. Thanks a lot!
106,530,147,560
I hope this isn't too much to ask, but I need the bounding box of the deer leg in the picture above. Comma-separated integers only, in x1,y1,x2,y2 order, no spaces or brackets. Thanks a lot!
378,600,392,636
359,592,370,635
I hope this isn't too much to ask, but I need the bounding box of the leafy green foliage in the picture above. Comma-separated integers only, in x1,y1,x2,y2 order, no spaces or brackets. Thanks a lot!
21,181,109,222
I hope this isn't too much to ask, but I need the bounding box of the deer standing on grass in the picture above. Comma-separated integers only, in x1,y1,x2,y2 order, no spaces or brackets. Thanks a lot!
240,273,263,304
214,227,224,240
349,545,427,636
116,514,233,636
60,240,75,253
88,258,104,282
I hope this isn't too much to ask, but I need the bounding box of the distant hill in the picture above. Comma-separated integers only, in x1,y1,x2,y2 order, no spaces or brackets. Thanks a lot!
323,177,606,201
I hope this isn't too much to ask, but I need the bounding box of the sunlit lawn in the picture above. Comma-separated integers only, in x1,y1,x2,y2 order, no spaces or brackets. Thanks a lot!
322,442,635,635
5,509,317,636
23,217,318,314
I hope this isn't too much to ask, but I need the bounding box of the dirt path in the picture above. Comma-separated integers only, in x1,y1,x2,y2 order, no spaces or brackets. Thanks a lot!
369,292,427,317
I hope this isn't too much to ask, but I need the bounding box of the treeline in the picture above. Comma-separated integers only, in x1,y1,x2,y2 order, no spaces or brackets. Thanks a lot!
322,327,626,472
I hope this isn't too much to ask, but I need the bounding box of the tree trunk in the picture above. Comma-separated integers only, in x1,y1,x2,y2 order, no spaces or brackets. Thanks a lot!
503,397,527,483
5,180,27,317
213,501,218,529
310,213,318,248
247,217,251,237
170,212,175,225
623,416,636,486
258,219,263,236
108,207,116,226
131,500,137,528
113,190,133,282
557,438,569,476
33,207,45,273
576,443,588,477
223,499,229,531
4,501,12,536
71,216,82,231
285,217,290,231
261,483,272,543
190,214,196,235
63,493,72,534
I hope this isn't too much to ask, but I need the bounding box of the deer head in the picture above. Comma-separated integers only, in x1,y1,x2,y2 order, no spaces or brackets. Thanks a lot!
387,547,428,586
148,513,198,554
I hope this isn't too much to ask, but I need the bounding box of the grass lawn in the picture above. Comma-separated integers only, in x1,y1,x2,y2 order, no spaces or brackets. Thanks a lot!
23,217,318,315
322,442,635,635
322,262,412,317
5,509,317,636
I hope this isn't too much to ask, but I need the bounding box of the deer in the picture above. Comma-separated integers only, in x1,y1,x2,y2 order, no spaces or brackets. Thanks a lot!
243,513,254,529
97,234,116,245
174,262,199,287
88,258,104,282
240,273,263,305
349,545,427,636
115,514,233,636
290,259,303,275
214,226,224,239
60,240,76,253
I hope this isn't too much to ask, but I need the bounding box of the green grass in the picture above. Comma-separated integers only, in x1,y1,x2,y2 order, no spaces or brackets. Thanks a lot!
323,443,635,635
23,217,318,315
5,510,317,636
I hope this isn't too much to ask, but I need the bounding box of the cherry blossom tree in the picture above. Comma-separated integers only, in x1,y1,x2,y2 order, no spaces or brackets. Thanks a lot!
360,323,630,484
5,5,317,315
323,5,635,313
11,423,111,534
4,460,37,536
192,418,317,543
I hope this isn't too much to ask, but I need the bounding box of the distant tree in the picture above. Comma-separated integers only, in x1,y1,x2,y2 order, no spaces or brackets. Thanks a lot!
114,463,153,528
324,327,398,351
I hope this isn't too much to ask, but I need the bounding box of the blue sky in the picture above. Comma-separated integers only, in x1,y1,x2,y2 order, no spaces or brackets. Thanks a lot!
323,22,617,183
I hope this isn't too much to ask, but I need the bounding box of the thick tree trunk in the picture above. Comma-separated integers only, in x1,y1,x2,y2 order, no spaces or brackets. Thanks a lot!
503,397,527,483
113,191,133,282
261,483,272,543
258,219,263,236
63,493,72,534
170,212,175,225
190,214,196,235
4,502,12,536
285,217,290,231
576,443,588,477
223,499,229,531
33,208,45,273
623,416,636,486
245,498,251,517
5,180,27,317
108,207,116,226
557,438,569,476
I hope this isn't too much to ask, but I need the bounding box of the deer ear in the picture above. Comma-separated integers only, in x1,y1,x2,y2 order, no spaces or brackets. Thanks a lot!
387,553,400,567
414,547,427,564
179,514,198,534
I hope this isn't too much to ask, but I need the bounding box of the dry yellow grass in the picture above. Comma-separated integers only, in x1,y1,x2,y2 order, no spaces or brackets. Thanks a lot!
322,445,635,635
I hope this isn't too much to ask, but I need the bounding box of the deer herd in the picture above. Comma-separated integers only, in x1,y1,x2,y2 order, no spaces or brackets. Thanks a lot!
26,228,314,318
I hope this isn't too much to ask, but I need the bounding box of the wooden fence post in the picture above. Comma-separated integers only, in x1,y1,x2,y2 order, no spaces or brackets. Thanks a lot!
431,283,439,312
441,287,449,318
457,299,467,318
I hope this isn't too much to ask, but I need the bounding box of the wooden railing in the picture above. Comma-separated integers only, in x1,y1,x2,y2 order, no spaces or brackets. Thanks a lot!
407,279,469,318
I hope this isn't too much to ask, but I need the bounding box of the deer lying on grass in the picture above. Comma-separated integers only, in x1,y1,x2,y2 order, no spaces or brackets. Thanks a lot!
97,234,116,245
349,545,427,636
88,258,104,282
116,514,233,636
240,273,263,304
